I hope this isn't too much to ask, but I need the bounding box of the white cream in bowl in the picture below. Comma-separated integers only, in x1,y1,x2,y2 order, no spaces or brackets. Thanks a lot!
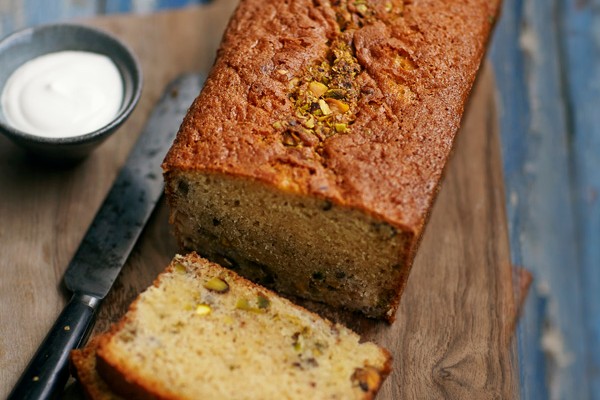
1,50,123,138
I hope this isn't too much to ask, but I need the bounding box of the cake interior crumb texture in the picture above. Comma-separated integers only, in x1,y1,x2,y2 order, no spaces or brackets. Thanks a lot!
163,0,502,320
93,254,391,400
167,173,412,320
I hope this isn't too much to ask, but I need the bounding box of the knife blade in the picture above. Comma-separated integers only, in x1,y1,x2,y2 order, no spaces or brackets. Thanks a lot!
8,73,205,400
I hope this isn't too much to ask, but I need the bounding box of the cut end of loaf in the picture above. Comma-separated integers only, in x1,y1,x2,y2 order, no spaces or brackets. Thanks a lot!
165,172,414,321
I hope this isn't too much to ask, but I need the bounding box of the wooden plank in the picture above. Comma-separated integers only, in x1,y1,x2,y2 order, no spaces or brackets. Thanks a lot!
490,0,589,398
561,0,600,397
0,3,519,398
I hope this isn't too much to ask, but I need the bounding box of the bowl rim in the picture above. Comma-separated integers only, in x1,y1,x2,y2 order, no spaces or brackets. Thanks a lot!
0,22,143,146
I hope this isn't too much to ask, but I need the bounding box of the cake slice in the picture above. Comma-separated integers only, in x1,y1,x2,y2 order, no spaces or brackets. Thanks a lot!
71,253,391,399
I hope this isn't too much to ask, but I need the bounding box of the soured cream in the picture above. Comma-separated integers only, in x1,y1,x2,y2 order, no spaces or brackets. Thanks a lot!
1,51,123,138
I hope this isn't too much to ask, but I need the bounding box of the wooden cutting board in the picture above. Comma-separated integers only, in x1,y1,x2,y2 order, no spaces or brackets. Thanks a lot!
0,1,520,398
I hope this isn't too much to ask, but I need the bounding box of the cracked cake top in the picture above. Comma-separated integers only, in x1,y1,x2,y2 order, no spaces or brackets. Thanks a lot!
163,0,500,231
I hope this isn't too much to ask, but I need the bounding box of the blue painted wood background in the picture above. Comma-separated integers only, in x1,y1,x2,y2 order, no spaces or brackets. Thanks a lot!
491,0,599,398
1,0,598,398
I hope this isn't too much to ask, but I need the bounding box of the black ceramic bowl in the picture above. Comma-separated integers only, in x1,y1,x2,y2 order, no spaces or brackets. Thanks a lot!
0,23,142,162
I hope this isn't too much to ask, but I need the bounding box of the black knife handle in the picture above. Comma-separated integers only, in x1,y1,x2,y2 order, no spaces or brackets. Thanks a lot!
8,293,100,400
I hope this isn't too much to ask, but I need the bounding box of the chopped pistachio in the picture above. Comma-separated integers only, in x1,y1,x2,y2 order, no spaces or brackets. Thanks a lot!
334,123,347,133
288,77,300,89
257,295,270,309
309,81,328,97
195,304,212,316
385,1,393,12
303,116,315,129
324,88,346,99
236,297,268,313
325,98,349,113
293,338,303,352
311,108,323,117
286,33,361,144
203,277,230,293
174,263,187,274
355,3,368,16
236,298,252,310
318,99,332,115
272,121,284,130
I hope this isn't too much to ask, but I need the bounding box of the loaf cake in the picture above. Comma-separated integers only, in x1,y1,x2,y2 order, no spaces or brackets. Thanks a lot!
71,253,391,399
163,0,501,320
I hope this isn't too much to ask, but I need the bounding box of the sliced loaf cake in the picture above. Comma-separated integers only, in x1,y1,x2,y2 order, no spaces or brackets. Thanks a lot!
163,0,502,321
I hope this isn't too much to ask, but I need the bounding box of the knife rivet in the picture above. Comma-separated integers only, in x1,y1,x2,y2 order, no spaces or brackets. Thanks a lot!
64,325,71,331
32,376,39,382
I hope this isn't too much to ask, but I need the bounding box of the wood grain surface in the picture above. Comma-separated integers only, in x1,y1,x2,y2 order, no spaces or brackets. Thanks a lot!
0,2,519,398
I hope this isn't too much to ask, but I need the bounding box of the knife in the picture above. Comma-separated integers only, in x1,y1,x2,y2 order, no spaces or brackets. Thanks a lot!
8,73,205,400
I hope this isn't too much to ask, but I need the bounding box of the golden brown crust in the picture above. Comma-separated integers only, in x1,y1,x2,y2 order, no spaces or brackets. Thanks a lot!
163,0,502,232
95,342,159,399
363,349,393,399
92,266,172,399
70,337,124,400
